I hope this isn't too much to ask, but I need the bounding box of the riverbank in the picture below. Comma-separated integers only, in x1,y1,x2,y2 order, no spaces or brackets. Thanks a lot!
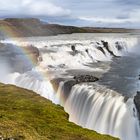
0,83,118,140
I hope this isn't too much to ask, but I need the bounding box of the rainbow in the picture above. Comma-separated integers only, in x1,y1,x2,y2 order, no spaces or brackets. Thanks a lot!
0,24,66,105
0,24,37,64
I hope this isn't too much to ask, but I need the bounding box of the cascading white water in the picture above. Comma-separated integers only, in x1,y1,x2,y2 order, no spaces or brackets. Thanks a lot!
2,70,60,104
0,34,140,140
64,84,140,140
1,35,138,71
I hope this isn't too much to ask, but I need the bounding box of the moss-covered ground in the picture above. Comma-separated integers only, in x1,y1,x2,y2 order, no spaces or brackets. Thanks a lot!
0,83,119,140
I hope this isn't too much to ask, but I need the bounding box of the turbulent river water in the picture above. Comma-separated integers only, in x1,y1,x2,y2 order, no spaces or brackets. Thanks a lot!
0,33,140,140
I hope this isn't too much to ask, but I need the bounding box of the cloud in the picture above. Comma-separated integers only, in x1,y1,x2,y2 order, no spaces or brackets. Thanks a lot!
79,15,140,24
0,0,140,28
0,0,71,17
116,0,140,6
78,11,140,28
129,9,140,21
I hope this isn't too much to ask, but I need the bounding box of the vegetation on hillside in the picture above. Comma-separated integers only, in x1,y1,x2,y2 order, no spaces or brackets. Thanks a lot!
0,83,119,140
0,18,137,38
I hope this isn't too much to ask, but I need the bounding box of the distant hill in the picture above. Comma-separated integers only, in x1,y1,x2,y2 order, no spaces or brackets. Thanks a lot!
0,83,119,140
0,18,139,37
82,27,138,33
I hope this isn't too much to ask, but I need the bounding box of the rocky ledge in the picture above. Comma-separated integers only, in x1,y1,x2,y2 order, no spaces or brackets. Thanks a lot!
74,75,99,84
134,91,140,120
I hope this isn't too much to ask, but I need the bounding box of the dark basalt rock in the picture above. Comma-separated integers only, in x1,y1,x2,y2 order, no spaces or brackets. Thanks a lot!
96,47,106,55
115,41,123,51
101,40,118,57
71,45,79,55
73,75,99,83
63,80,77,99
51,78,65,92
138,74,140,80
134,92,140,120
96,42,100,45
71,45,76,52
51,78,76,101
85,49,88,53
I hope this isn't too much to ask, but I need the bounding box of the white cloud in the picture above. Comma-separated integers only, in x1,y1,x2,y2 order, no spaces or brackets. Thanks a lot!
0,0,71,17
129,9,140,20
79,15,140,24
0,0,140,28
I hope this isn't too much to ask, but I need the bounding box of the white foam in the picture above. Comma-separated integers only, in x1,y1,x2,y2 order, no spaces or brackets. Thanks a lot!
64,84,140,140
1,35,138,71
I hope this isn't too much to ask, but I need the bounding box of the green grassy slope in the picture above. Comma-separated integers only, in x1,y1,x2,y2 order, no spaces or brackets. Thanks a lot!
0,83,119,140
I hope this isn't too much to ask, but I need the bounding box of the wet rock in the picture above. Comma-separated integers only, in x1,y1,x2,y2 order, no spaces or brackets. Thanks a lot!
58,64,66,68
138,74,140,80
63,80,77,99
24,45,41,63
101,40,117,57
115,41,123,51
134,92,140,120
71,45,76,52
96,42,100,45
51,78,64,92
51,78,76,101
96,47,106,55
71,45,79,55
73,75,99,83
85,49,89,53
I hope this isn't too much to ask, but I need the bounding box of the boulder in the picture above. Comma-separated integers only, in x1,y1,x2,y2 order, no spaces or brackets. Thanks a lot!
71,45,79,55
115,42,123,51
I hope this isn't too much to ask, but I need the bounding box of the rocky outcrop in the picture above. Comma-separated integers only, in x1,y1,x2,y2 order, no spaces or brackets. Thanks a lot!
115,42,123,51
23,45,42,63
70,45,79,55
101,40,118,57
96,46,106,55
51,78,65,92
51,75,99,100
51,78,76,100
74,75,99,83
134,92,140,120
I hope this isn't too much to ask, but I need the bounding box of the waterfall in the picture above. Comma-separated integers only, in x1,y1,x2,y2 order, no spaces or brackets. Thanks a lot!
0,35,140,140
64,84,140,140
1,36,138,71
15,71,60,104
2,70,60,104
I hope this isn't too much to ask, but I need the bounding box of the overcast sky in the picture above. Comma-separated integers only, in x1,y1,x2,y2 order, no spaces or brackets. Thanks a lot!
0,0,140,28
